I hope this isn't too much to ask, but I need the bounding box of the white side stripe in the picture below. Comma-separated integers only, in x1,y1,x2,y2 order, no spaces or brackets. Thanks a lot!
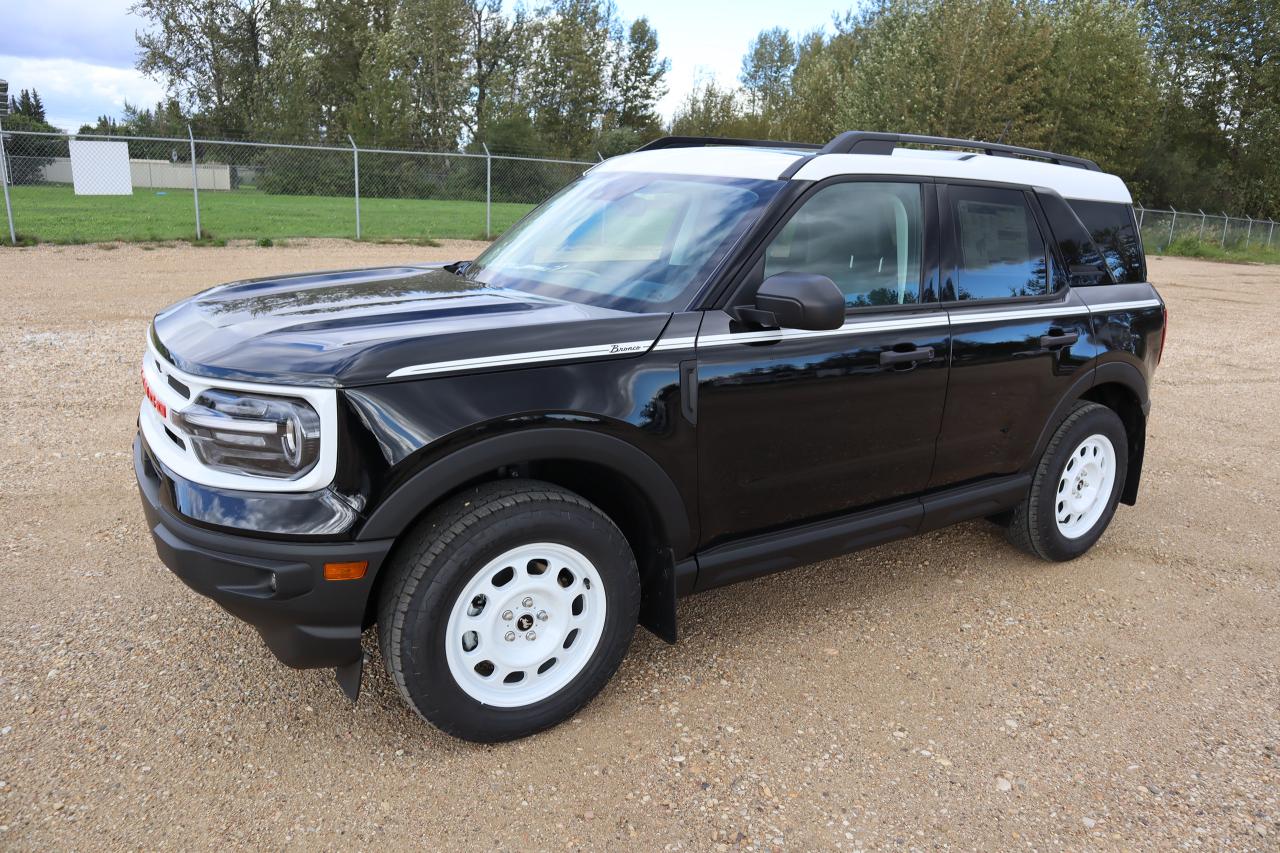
384,299,1162,376
948,305,1089,325
386,339,656,378
1084,298,1163,312
697,314,949,348
652,336,699,351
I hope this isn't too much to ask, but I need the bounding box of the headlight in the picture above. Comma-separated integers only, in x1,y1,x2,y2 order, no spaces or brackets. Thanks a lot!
173,389,321,479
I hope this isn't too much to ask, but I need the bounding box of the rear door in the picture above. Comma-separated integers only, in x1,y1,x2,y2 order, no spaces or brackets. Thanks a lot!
695,178,950,548
929,182,1099,489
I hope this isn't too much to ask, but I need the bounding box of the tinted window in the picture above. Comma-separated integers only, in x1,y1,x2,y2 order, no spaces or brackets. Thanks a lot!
765,181,923,308
1037,192,1112,287
950,186,1050,300
1068,200,1145,283
466,171,784,312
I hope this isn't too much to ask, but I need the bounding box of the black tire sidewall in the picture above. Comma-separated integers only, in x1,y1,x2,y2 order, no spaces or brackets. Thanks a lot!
392,499,638,742
1033,406,1128,560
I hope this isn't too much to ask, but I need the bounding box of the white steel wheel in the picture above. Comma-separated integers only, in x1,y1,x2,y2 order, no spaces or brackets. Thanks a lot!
1054,433,1116,539
444,542,608,708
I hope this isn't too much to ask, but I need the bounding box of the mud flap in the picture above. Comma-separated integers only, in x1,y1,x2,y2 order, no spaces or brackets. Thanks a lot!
639,547,679,644
335,653,365,703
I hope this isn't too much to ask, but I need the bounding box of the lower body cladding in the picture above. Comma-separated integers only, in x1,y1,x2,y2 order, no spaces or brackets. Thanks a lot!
134,435,393,697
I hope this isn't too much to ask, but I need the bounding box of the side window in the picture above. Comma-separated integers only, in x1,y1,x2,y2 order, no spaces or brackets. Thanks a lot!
1068,200,1145,283
764,182,923,308
949,186,1051,300
1037,191,1112,287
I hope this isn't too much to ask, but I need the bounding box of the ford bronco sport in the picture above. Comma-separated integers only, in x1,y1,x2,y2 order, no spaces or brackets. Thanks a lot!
135,131,1166,742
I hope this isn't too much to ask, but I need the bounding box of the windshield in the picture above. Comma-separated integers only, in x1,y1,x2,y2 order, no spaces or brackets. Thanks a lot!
464,171,784,312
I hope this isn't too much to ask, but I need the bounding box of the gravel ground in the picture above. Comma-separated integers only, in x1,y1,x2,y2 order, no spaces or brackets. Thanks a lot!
1,242,1277,851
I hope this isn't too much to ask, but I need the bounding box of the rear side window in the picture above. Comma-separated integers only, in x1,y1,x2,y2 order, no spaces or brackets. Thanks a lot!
948,186,1051,300
1067,200,1145,283
1037,192,1112,287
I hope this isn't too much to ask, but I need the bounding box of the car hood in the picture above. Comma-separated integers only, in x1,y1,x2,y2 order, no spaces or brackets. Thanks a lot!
150,264,673,387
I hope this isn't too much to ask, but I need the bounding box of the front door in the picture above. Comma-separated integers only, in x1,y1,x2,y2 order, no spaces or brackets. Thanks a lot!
695,179,951,549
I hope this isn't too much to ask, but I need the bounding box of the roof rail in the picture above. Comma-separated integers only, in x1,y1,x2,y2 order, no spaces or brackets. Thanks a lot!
821,131,1102,171
636,135,822,153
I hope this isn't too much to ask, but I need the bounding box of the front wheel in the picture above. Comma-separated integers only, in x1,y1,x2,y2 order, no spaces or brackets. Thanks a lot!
1006,402,1128,561
377,481,639,742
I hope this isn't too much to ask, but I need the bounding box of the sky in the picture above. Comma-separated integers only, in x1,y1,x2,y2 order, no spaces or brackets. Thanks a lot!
0,0,845,134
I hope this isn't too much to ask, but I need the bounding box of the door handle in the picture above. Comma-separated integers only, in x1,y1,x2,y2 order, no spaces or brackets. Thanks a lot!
879,346,935,366
1039,331,1079,349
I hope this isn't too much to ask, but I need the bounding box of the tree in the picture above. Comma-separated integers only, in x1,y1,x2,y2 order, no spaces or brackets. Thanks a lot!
1143,0,1280,212
525,0,618,157
307,0,398,137
352,0,472,148
611,17,668,135
466,0,525,143
739,27,795,126
13,89,48,123
671,78,761,138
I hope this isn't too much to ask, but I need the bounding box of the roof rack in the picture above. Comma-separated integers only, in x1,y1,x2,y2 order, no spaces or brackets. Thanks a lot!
632,131,1101,172
820,131,1101,171
636,135,822,153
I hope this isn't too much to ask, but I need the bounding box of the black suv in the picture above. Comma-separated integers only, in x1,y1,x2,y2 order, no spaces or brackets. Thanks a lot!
135,131,1166,742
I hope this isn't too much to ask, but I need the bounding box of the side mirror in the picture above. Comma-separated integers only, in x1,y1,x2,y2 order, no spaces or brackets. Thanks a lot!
751,272,845,331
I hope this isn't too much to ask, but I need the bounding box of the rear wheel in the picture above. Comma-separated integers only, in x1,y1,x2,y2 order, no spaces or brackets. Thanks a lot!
1006,402,1128,561
377,480,639,742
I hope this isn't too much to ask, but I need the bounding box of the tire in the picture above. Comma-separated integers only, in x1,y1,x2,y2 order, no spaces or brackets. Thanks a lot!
1006,401,1128,562
377,480,640,742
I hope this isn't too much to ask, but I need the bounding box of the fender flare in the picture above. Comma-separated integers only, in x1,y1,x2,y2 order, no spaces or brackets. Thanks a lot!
355,427,693,553
1027,360,1149,503
1029,362,1148,464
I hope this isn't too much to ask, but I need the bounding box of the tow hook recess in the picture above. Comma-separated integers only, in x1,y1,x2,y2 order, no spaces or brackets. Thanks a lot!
335,654,365,703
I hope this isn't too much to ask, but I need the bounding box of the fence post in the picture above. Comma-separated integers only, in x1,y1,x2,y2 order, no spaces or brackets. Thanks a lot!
482,142,491,239
1245,216,1253,249
0,115,15,245
1167,208,1176,250
1198,209,1206,243
348,135,361,240
1269,220,1276,249
187,125,201,240
1221,213,1229,247
1137,206,1145,228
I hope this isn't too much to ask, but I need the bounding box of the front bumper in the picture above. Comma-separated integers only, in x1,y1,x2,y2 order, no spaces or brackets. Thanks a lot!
134,434,394,669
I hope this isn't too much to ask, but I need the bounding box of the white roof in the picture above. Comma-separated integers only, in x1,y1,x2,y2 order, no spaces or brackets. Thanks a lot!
592,146,806,181
598,145,1131,204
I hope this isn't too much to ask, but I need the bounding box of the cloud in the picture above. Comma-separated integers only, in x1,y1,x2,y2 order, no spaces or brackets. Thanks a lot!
1,55,167,132
0,0,144,68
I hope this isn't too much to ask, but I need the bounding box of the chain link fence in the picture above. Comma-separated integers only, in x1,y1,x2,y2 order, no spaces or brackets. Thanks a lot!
0,122,593,245
1134,205,1276,254
4,121,1277,256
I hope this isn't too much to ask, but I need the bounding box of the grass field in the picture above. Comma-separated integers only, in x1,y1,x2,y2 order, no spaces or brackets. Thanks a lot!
2,184,534,244
1158,234,1280,264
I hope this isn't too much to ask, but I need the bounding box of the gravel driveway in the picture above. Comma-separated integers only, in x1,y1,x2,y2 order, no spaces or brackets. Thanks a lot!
1,242,1277,850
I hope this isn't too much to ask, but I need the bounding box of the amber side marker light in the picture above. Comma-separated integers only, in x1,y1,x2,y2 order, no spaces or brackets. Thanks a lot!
324,561,368,581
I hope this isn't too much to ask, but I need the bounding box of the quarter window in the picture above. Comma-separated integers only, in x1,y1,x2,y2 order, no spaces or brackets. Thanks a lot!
1038,191,1112,287
1068,200,1145,283
949,186,1051,300
764,182,923,308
